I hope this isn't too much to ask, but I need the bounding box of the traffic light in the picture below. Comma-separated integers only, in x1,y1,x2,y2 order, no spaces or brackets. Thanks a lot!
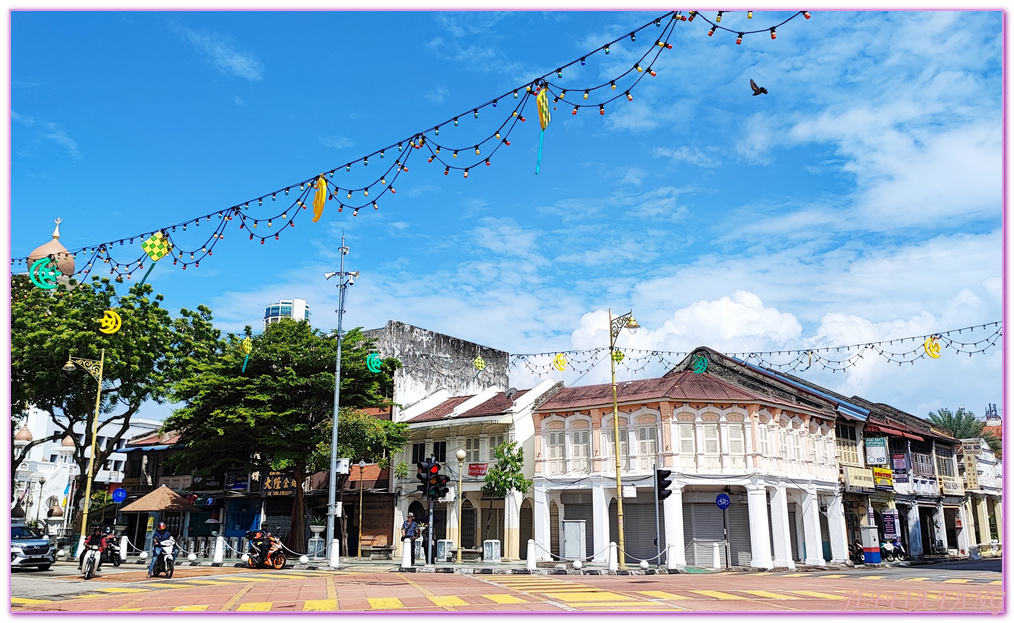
425,461,442,498
656,468,673,501
416,459,433,495
434,474,450,498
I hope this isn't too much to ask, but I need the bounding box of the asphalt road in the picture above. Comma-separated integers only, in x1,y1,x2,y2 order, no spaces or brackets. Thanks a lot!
11,558,1003,613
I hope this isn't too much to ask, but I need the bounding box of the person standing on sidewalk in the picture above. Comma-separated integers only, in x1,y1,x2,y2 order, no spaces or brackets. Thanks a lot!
401,512,419,565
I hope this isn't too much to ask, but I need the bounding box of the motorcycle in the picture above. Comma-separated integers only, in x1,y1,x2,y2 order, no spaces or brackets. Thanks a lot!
880,540,895,562
884,538,906,561
102,539,123,567
150,537,176,578
849,540,866,564
245,531,286,570
80,545,102,580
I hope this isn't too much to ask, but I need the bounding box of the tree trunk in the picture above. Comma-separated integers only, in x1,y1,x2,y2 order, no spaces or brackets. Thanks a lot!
338,475,348,556
287,464,306,551
484,496,494,544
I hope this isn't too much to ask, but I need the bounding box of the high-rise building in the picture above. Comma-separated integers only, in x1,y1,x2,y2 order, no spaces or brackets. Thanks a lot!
263,298,310,330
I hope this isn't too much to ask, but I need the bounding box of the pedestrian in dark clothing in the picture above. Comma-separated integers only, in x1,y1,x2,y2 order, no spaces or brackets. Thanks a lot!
401,512,419,565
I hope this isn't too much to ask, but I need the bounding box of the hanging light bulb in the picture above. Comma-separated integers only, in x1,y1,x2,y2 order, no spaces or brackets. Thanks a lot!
282,212,287,219
485,158,490,166
379,150,385,158
580,57,586,65
268,220,273,227
737,33,743,44
364,188,369,197
572,106,578,115
504,139,511,146
560,89,567,98
390,186,396,193
649,67,657,77
381,177,386,185
299,183,305,191
495,131,501,139
474,146,480,155
716,11,723,22
657,39,664,47
373,202,378,210
435,147,441,154
747,10,753,18
346,164,351,172
473,109,479,118
285,188,289,195
599,104,605,115
428,156,433,163
803,11,810,18
626,91,633,101
453,150,458,158
363,157,368,166
453,117,459,126
688,10,697,21
353,209,358,216
604,44,610,54
635,63,642,72
398,143,404,151
708,26,716,36
463,169,469,178
630,32,636,41
347,191,352,199
272,193,277,201
557,68,563,78
435,126,440,135
258,198,263,206
610,81,616,90
584,90,589,99
770,28,776,39
444,167,449,175
492,99,498,107
513,90,518,98
655,18,661,26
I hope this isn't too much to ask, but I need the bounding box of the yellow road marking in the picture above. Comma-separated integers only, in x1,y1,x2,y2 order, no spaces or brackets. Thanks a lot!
583,606,684,611
943,578,972,583
638,591,687,600
12,598,53,605
368,597,405,609
864,576,883,580
484,594,528,604
902,577,929,582
545,592,634,603
110,608,143,611
788,590,844,600
236,602,273,611
182,579,236,585
303,599,338,611
989,580,1002,585
262,573,305,578
821,574,846,578
688,589,749,600
97,587,150,593
429,595,468,608
220,584,252,611
782,573,807,577
215,576,272,582
75,594,111,599
326,574,338,601
742,590,801,600
145,583,185,588
173,605,209,611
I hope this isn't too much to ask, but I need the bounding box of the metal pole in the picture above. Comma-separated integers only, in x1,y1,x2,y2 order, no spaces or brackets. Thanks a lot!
325,239,349,558
357,463,364,558
653,462,661,564
78,349,104,539
457,454,464,563
427,495,435,565
609,310,626,568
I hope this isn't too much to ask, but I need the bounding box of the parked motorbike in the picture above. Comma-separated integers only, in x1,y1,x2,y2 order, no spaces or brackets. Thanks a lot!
245,530,286,570
102,539,123,567
879,541,895,562
80,545,102,580
150,537,177,578
885,538,906,561
849,540,865,564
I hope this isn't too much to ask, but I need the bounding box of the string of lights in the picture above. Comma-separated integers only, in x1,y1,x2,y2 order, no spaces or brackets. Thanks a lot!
11,11,807,281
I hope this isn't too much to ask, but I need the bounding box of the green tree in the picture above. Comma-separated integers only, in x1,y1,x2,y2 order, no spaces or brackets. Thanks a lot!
165,320,404,550
11,274,218,508
480,440,532,558
928,407,1001,458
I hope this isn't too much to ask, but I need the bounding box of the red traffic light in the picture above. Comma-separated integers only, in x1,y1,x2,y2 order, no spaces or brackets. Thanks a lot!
429,463,440,475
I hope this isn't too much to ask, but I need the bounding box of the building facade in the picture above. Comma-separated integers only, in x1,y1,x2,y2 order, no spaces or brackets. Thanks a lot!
263,298,310,330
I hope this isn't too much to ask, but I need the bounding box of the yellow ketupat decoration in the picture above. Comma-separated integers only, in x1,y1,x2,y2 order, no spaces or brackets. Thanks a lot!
535,86,551,175
312,176,327,222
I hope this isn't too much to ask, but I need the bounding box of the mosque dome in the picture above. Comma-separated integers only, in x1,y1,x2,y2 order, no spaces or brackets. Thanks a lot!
27,218,75,277
14,425,33,442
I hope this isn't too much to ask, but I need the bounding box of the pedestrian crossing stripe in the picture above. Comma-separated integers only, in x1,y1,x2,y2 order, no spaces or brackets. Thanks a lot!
173,605,209,611
989,580,1002,585
483,594,528,604
788,590,844,600
638,591,687,600
821,574,846,578
429,595,469,607
111,608,143,611
943,579,972,583
144,583,186,588
902,577,929,582
97,587,150,593
741,590,801,600
368,597,405,609
181,580,236,585
782,573,807,577
302,599,338,611
543,592,634,603
12,598,53,605
864,576,882,580
688,589,749,600
582,605,685,611
236,602,273,611
262,573,307,579
214,576,273,582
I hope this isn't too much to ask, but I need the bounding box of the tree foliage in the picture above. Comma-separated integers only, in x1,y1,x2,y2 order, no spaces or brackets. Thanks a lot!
928,407,1001,458
10,274,217,502
164,319,404,549
481,440,532,550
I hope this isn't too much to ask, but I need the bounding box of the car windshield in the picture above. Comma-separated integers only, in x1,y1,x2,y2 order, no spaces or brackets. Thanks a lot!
12,526,44,539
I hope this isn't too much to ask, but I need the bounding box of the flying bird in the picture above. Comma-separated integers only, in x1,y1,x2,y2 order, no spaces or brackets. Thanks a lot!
750,79,768,96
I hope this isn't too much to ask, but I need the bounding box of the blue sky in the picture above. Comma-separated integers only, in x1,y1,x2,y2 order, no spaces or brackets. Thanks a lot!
7,9,1003,422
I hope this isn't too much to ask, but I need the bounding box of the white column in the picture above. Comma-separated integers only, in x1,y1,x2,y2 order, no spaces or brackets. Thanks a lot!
591,478,609,562
936,502,949,551
393,506,405,557
906,504,923,558
504,490,523,560
533,482,551,562
825,491,848,563
991,496,1002,545
801,486,825,566
662,485,686,567
976,496,991,547
955,502,972,554
746,484,773,569
770,484,795,569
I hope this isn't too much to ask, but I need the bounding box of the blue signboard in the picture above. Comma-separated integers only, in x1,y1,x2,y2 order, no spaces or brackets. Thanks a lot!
112,488,127,504
716,493,731,510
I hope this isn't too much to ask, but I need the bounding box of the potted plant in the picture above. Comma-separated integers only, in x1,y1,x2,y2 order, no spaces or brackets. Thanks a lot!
309,516,327,536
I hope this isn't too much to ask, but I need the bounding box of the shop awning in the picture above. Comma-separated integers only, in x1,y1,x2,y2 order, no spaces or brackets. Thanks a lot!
863,424,922,441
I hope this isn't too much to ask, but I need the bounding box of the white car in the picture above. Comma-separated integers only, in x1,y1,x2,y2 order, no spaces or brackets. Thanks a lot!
11,523,56,570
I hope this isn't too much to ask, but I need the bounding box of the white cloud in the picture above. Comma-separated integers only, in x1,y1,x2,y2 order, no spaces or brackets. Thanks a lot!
11,110,81,160
172,23,263,81
424,87,449,104
652,145,719,168
321,136,354,150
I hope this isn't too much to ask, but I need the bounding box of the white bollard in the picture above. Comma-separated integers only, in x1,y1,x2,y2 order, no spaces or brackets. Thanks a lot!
328,538,341,568
667,543,678,571
401,537,413,568
213,535,225,565
120,536,129,559
608,542,618,572
526,539,537,571
572,560,583,571
712,541,722,569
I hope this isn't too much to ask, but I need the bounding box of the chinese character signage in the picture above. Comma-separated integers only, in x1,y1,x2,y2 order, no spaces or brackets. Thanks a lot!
872,467,894,490
264,471,297,497
865,436,888,465
892,453,909,483
964,454,979,490
468,463,488,477
939,476,964,496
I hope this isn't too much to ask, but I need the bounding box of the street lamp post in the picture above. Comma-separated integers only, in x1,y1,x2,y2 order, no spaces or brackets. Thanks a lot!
608,309,639,569
324,236,359,564
62,349,105,558
456,448,466,564
34,476,47,524
357,460,366,558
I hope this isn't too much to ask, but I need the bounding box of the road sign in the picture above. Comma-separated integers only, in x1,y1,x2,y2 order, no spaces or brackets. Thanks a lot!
716,493,731,509
112,488,127,503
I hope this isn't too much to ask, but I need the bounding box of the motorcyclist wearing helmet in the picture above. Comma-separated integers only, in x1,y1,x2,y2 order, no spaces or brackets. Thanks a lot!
259,528,274,565
82,525,105,572
148,522,173,577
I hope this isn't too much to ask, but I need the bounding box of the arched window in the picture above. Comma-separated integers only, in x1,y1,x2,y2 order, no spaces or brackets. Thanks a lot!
636,415,658,470
602,416,629,471
546,422,565,475
726,415,744,456
758,416,771,456
571,421,590,473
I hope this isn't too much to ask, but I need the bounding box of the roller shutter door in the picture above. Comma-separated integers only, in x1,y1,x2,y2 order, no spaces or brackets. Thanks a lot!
788,506,800,561
686,504,725,567
608,494,666,563
727,502,753,567
563,503,595,560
